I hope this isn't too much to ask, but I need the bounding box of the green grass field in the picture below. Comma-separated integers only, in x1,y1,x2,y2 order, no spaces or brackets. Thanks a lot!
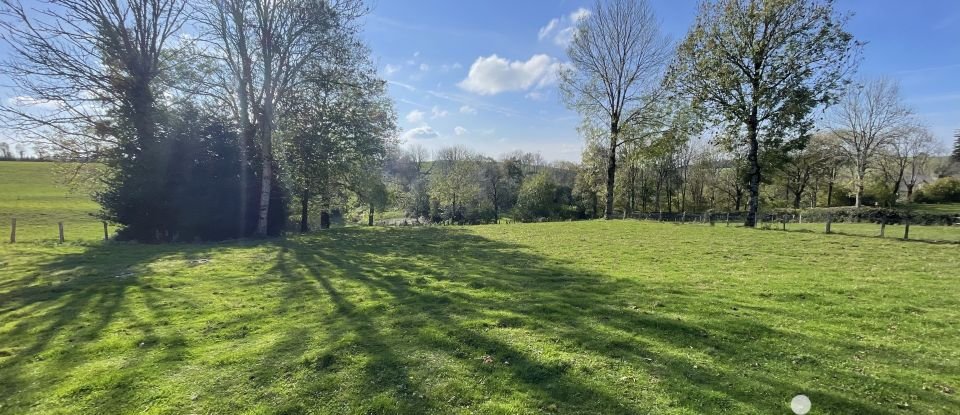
780,222,960,243
1,161,959,414
910,203,960,215
1,222,958,414
0,161,116,243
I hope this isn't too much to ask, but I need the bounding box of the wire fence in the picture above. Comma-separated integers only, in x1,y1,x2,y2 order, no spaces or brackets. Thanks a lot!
627,211,960,243
6,217,114,244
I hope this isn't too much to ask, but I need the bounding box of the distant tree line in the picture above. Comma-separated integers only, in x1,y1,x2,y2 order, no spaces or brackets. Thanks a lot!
0,142,49,161
382,146,586,224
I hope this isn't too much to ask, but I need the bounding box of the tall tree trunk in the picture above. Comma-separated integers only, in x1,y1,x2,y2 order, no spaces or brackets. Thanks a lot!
826,180,834,207
745,117,761,227
256,132,273,236
605,125,618,220
890,166,905,206
368,204,374,226
854,167,866,208
906,183,915,200
590,192,600,219
233,4,255,238
255,20,276,237
299,189,309,233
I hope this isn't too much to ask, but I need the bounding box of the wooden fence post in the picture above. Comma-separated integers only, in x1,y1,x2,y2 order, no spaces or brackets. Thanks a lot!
879,221,885,238
103,221,109,241
58,222,64,243
825,214,832,234
9,218,14,243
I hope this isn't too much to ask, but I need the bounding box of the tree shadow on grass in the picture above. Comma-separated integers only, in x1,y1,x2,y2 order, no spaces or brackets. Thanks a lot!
0,241,238,412
264,227,949,414
0,229,954,414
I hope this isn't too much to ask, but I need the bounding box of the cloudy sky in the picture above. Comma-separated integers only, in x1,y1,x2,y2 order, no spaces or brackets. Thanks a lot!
364,0,960,161
1,0,958,161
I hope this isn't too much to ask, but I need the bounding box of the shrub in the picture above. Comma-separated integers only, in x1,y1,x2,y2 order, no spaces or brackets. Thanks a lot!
513,172,558,222
99,105,287,242
914,177,960,204
792,207,956,226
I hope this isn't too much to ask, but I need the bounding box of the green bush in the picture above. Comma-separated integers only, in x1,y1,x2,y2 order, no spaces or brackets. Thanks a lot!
914,177,960,204
513,172,558,222
787,207,957,226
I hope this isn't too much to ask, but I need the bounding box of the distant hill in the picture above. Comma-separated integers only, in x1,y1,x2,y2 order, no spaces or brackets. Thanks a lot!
0,161,112,242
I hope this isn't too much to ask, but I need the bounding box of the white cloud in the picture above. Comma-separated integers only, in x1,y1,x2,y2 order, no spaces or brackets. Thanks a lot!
525,91,546,101
7,96,60,110
413,51,421,58
459,105,477,115
431,106,449,119
454,126,468,136
405,109,425,123
538,19,560,41
538,8,591,46
458,54,563,95
419,63,430,72
385,64,401,75
402,125,440,141
440,62,464,72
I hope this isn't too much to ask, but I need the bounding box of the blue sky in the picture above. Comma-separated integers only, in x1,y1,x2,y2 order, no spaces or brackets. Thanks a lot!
364,0,960,161
1,0,957,161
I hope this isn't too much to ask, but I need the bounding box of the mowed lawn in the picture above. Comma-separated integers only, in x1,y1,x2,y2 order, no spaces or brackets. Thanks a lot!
0,161,116,243
1,221,958,414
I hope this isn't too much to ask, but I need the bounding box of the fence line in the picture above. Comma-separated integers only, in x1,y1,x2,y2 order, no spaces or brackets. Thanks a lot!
6,218,113,244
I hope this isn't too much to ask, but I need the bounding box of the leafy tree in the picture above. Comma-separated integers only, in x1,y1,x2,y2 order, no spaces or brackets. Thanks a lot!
98,105,286,241
196,0,367,236
514,171,558,222
560,0,672,220
430,146,481,223
783,134,831,208
914,177,960,204
953,130,960,162
670,0,859,226
574,141,608,218
279,44,396,232
480,157,514,224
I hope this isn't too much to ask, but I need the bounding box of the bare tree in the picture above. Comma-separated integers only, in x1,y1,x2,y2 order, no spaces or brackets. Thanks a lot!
783,134,831,208
0,0,187,160
560,0,672,220
829,77,913,207
900,128,937,201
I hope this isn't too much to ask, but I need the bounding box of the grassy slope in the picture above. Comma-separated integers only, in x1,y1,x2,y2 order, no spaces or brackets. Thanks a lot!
1,221,958,414
911,203,960,215
0,161,114,242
